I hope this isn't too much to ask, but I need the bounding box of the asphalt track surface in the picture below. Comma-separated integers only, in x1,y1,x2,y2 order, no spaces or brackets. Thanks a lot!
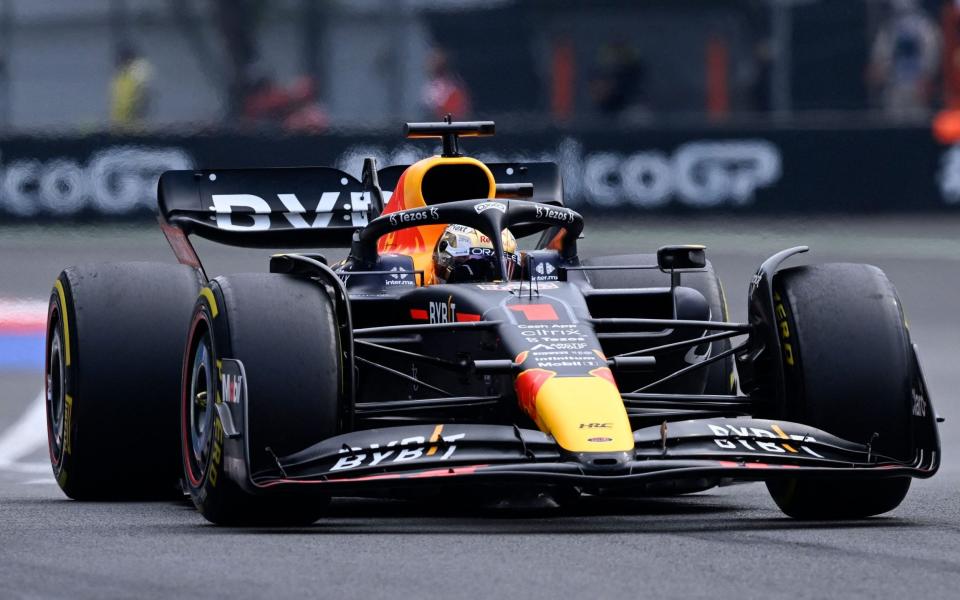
1,215,958,599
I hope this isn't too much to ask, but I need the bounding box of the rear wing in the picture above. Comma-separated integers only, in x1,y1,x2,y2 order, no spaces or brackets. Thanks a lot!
158,167,369,248
159,161,564,248
157,160,565,275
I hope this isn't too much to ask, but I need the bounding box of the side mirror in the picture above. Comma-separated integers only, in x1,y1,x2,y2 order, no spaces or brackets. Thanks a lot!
657,245,707,272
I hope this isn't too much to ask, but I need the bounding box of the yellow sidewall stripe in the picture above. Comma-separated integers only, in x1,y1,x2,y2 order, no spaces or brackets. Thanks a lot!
200,287,219,318
53,279,71,367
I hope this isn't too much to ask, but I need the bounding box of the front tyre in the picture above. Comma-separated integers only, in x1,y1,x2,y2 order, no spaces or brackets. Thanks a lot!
765,263,914,519
182,273,343,525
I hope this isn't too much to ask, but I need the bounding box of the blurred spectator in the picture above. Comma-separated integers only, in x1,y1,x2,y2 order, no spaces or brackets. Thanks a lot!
589,41,649,120
214,0,260,120
109,45,153,129
282,76,330,133
422,48,471,119
867,0,941,118
749,38,774,113
242,71,292,126
241,72,329,133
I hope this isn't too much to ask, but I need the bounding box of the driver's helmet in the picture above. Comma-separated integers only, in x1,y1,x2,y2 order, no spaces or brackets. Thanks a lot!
433,224,519,283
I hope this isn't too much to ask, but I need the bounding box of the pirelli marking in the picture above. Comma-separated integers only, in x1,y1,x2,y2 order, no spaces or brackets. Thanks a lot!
773,291,794,366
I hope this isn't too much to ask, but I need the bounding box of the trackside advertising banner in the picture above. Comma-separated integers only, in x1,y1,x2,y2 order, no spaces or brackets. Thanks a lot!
0,126,954,220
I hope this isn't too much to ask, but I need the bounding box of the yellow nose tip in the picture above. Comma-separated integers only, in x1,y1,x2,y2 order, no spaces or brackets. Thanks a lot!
533,375,634,453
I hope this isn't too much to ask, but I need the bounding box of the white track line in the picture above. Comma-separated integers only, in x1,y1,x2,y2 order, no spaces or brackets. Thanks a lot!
0,390,48,472
5,462,52,474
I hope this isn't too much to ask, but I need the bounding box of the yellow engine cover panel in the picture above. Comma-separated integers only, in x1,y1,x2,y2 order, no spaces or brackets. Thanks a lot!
534,376,634,453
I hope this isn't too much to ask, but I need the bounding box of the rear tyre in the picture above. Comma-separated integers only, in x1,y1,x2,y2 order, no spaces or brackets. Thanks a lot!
182,273,343,525
46,262,201,500
765,263,914,519
581,253,734,394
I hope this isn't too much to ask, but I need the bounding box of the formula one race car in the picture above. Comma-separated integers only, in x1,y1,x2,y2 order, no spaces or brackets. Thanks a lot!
44,121,940,524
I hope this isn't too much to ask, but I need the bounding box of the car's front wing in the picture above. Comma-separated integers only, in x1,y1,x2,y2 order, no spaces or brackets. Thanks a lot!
232,418,939,496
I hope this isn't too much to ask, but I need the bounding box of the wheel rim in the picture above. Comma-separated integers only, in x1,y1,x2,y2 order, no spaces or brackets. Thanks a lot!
47,324,66,464
188,332,215,476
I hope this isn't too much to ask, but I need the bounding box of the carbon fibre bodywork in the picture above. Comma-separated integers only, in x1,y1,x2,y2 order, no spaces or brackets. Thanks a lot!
157,121,941,505
206,255,940,498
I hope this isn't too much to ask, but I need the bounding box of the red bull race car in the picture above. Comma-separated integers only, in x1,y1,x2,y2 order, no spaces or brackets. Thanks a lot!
44,121,940,524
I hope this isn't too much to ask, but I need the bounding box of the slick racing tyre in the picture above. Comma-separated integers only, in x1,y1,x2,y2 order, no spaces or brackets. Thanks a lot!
766,263,913,519
581,253,734,395
46,262,201,500
182,273,343,526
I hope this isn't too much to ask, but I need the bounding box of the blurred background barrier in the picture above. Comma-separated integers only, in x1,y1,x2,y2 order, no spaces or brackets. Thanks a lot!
0,125,954,220
0,0,958,219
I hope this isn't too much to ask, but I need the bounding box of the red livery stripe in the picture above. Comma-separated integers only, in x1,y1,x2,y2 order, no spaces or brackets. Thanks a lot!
508,304,559,321
259,464,488,487
514,368,556,421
